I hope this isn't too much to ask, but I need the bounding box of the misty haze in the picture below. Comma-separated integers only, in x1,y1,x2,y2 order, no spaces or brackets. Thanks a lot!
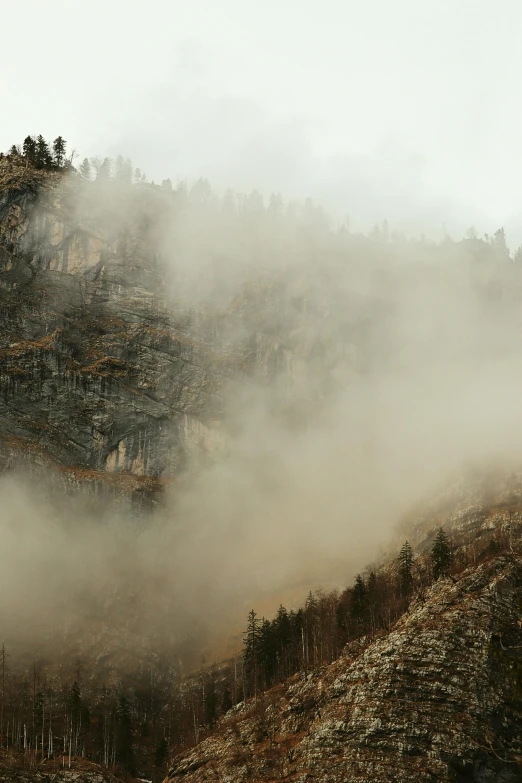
3,2,522,782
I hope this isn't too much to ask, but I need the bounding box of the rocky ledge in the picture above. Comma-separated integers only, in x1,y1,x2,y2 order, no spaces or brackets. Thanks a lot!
165,556,522,782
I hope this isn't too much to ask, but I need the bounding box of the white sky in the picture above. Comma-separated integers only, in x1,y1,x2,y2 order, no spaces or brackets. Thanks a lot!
3,0,522,239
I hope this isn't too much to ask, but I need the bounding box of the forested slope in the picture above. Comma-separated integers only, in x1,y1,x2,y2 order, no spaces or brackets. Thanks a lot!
2,146,522,782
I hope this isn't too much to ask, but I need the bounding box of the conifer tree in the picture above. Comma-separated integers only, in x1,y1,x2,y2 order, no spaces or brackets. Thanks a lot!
398,541,414,597
221,684,233,714
493,227,509,260
22,136,36,167
431,528,452,580
79,158,91,180
367,570,377,596
69,680,82,722
275,605,291,678
366,570,380,633
88,156,102,178
96,157,112,181
35,136,51,169
204,675,218,728
351,574,368,627
243,609,261,697
258,618,277,688
123,157,133,185
115,694,133,770
133,167,147,184
114,154,125,180
114,155,132,185
52,136,66,167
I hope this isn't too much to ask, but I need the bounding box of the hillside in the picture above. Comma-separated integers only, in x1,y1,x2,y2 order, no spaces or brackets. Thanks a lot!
166,556,522,783
0,752,122,783
3,152,522,781
0,157,234,503
163,477,522,783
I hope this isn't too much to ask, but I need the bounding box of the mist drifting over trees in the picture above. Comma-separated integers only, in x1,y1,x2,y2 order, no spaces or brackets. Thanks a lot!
3,135,522,778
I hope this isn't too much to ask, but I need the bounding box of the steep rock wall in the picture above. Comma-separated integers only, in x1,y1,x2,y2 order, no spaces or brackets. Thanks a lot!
0,162,371,504
0,165,245,502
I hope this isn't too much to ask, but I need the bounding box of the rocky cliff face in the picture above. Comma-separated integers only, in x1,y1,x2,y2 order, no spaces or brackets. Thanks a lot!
6,158,522,783
0,160,362,506
0,162,248,505
165,555,522,783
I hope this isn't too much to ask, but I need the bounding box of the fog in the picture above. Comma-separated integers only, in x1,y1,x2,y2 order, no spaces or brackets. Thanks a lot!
5,1,522,238
2,169,522,675
4,0,522,675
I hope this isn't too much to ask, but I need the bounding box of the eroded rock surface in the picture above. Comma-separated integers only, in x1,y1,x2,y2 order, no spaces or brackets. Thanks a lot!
165,557,522,782
0,164,245,504
0,162,367,505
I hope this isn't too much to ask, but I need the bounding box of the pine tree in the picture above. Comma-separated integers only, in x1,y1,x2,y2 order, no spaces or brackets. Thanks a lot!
493,227,509,260
274,605,292,678
22,136,36,167
88,156,102,178
79,158,91,179
69,680,82,723
367,570,377,596
134,167,143,184
366,570,380,633
398,541,414,597
8,144,19,156
243,609,261,697
221,684,233,714
204,675,218,728
431,528,452,580
96,157,112,181
114,155,132,185
258,618,277,688
52,136,66,167
304,591,320,667
351,574,368,628
115,694,133,770
35,136,51,169
190,177,212,205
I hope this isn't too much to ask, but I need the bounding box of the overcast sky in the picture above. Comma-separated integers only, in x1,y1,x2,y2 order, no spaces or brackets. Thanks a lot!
3,0,522,240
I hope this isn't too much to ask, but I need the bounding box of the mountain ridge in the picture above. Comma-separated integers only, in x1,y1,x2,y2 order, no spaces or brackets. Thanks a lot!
3,153,522,782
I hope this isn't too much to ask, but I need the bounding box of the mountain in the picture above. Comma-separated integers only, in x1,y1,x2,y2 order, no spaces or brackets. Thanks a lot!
0,156,368,503
161,473,522,782
3,152,522,782
165,555,522,782
0,158,235,503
